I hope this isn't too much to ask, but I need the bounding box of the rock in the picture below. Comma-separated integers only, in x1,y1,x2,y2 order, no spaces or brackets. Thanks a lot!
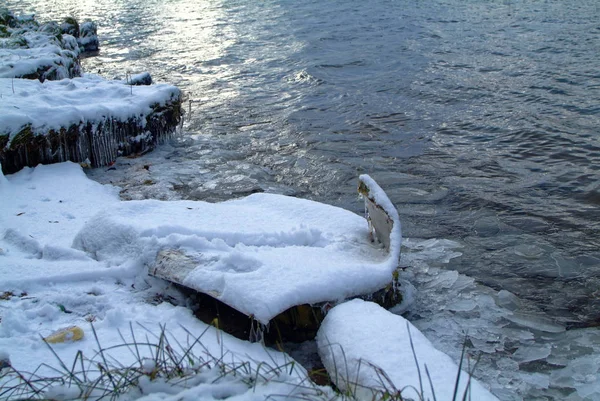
78,20,99,52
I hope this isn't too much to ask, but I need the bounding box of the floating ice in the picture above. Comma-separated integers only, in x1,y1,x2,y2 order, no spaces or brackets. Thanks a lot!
505,312,565,333
496,289,521,311
520,372,550,389
403,237,463,265
512,244,545,259
397,237,600,400
512,344,552,364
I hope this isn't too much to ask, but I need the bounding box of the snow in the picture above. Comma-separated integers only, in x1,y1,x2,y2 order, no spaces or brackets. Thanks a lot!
0,43,78,80
0,75,181,143
0,12,81,80
0,161,526,401
0,10,99,80
359,174,401,254
359,174,399,225
0,162,318,400
72,185,398,324
316,299,499,401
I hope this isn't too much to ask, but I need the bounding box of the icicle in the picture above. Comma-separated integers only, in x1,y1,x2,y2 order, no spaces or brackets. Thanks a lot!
77,127,83,162
0,163,8,185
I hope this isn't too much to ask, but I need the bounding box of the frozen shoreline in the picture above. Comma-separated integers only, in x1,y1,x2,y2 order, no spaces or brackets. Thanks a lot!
0,161,495,400
0,10,182,175
0,75,182,174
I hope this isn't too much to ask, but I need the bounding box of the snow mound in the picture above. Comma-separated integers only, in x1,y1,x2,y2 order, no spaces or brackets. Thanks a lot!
0,162,121,288
316,299,499,401
0,162,305,385
73,193,400,324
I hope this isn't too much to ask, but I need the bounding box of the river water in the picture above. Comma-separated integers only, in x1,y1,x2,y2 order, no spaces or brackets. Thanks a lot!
6,0,600,399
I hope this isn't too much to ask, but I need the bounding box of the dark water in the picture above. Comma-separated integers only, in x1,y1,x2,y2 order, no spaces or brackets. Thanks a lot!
6,0,600,398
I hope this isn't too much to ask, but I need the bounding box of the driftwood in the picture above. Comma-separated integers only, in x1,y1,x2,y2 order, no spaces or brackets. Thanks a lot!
149,176,402,344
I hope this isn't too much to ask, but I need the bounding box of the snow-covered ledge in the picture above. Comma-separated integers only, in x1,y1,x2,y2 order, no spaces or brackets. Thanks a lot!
0,75,182,174
317,299,499,401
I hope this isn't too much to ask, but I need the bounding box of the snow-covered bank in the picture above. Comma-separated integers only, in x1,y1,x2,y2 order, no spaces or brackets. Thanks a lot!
0,75,182,174
0,163,313,400
0,161,489,400
0,9,98,81
0,9,181,175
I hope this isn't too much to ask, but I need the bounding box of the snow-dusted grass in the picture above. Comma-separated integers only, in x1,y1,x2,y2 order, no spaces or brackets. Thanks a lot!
0,322,486,401
0,324,334,401
0,9,83,81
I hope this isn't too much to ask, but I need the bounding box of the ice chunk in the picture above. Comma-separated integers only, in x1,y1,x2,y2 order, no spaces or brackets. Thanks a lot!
424,269,459,289
505,312,565,333
471,336,502,354
497,290,521,311
474,216,500,237
512,344,552,363
513,244,545,259
403,238,463,265
498,327,535,342
574,381,600,399
521,372,550,389
551,356,600,390
446,298,477,312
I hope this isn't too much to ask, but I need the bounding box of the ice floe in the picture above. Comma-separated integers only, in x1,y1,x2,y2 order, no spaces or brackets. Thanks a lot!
400,237,600,400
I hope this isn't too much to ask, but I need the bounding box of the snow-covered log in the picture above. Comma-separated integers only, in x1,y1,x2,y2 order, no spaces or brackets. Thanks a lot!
0,75,182,174
70,176,403,342
317,299,499,401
